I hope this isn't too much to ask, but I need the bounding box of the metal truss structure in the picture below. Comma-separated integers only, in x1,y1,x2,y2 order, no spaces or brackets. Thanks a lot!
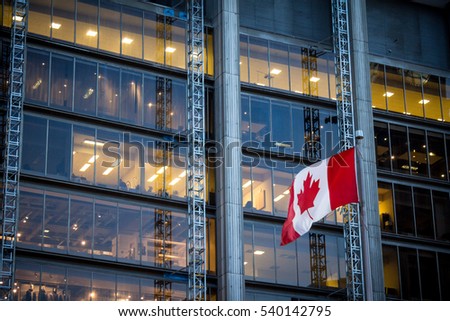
309,233,327,287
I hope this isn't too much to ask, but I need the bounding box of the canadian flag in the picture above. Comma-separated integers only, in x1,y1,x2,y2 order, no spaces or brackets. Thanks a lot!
281,147,359,246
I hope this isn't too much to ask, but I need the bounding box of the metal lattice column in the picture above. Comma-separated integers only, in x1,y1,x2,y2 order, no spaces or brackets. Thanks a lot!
187,0,206,301
309,233,327,287
331,0,365,301
0,0,27,301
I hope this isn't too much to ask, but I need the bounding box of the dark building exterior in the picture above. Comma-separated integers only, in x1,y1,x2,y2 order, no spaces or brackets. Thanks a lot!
0,0,449,301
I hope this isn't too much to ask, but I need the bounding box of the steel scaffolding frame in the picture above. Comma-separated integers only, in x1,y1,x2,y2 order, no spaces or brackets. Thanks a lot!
186,0,206,301
0,0,27,301
331,0,365,300
309,233,327,287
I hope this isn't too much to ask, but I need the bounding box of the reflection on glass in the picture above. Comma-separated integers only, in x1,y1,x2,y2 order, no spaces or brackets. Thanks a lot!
399,247,420,300
242,162,253,211
22,115,47,174
427,131,446,180
244,222,253,279
374,121,390,170
378,182,395,232
370,63,387,110
250,97,270,143
118,204,141,264
390,125,409,173
120,134,143,193
442,77,450,122
52,0,75,42
311,51,330,99
414,188,434,239
271,102,292,152
99,1,120,54
166,19,186,69
249,37,269,87
50,55,74,110
409,128,428,176
423,75,442,121
143,12,164,64
69,195,93,256
206,29,214,76
433,191,450,242
404,70,424,117
74,60,97,115
94,200,117,260
92,272,115,300
170,80,187,132
29,0,51,37
251,164,273,215
121,71,142,124
395,184,414,236
269,42,289,90
419,250,439,300
117,276,140,301
272,164,292,218
43,191,69,253
439,253,450,300
253,224,275,283
98,65,120,119
25,50,49,104
274,226,297,285
47,120,71,179
382,245,399,298
241,95,250,143
76,0,98,48
122,7,143,59
292,105,305,154
96,130,119,188
289,46,308,95
143,75,157,128
41,265,67,301
17,187,44,249
385,66,405,114
72,125,95,184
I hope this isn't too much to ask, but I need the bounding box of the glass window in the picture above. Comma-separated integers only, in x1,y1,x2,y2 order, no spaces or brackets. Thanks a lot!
433,191,450,242
74,59,97,115
120,71,143,124
404,70,425,117
382,245,400,298
242,162,253,211
423,75,442,121
320,110,339,158
92,272,115,301
141,207,156,267
409,128,428,176
122,7,143,59
442,77,450,122
52,0,75,43
327,53,336,100
324,235,344,288
240,35,249,83
96,130,120,188
241,95,250,143
292,104,305,155
385,66,405,114
25,50,49,104
378,182,395,232
251,163,273,215
249,37,269,87
18,187,44,250
289,46,308,95
22,114,47,174
50,55,74,110
295,233,311,287
272,164,292,218
390,124,409,173
269,42,289,91
76,0,98,48
207,218,216,274
98,64,120,120
14,259,41,301
399,247,420,300
93,200,117,260
41,265,67,301
168,146,187,200
427,131,447,180
169,80,187,132
271,101,292,152
72,125,95,184
394,184,415,236
99,0,120,54
166,19,186,69
117,276,140,301
43,191,69,253
274,225,297,286
370,63,387,110
118,204,141,264
166,211,187,270
438,252,450,300
250,97,270,144
46,120,71,180
66,268,91,301
29,0,51,37
120,134,143,193
253,224,275,283
206,28,214,76
143,75,157,128
419,250,439,300
69,195,93,257
244,222,254,279
143,12,164,64
374,121,390,170
143,138,161,196
414,187,434,239
310,51,330,99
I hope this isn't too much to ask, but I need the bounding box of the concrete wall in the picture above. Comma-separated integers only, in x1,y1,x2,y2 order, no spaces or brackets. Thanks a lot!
367,0,450,70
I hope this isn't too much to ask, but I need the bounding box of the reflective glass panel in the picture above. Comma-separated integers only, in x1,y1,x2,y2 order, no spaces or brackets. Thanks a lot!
409,128,428,176
271,101,292,152
240,35,249,83
94,200,117,260
385,66,405,114
118,204,141,264
76,0,98,48
250,97,270,144
253,224,275,283
92,272,115,300
166,19,185,69
47,120,71,179
404,70,425,117
96,130,120,188
269,42,289,90
249,37,269,87
121,71,143,124
143,12,164,64
382,245,400,298
414,187,434,239
25,50,49,104
289,46,308,95
99,0,120,54
29,0,51,37
370,63,387,110
378,182,395,233
52,0,75,42
427,131,447,180
74,59,97,115
423,75,442,121
141,207,156,267
122,7,143,59
117,276,139,301
143,75,157,128
419,250,439,300
442,77,450,122
72,125,95,184
438,253,450,300
43,191,69,253
390,125,409,173
433,191,450,242
69,195,93,256
98,64,120,119
169,80,187,132
374,121,390,170
292,104,305,155
274,226,297,286
22,114,47,174
272,164,292,218
67,268,91,301
120,134,143,193
50,55,74,110
18,187,44,249
395,184,415,236
399,247,420,300
251,163,273,215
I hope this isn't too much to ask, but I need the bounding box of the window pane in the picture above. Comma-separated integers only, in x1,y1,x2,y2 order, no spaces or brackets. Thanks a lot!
47,120,71,179
15,259,41,301
311,51,330,99
423,75,442,121
43,191,69,253
120,134,143,193
167,211,188,270
271,101,292,152
250,97,270,144
41,265,67,301
289,46,308,95
292,105,305,154
122,7,143,59
249,37,269,86
117,276,139,301
143,12,164,64
272,164,292,218
404,70,425,117
371,63,386,110
99,0,120,54
438,252,450,300
374,121,390,170
120,71,142,124
52,0,75,42
442,77,450,122
25,50,49,104
166,19,185,69
92,272,115,301
67,268,91,301
241,95,250,143
378,181,395,233
394,184,414,236
320,110,339,158
141,207,156,267
50,55,74,110
29,0,51,37
206,29,214,76
168,146,187,199
419,250,439,300
253,224,275,283
143,75,157,128
324,235,343,288
385,66,405,114
74,59,97,115
240,35,249,83
399,247,420,300
169,80,186,132
94,200,117,260
427,131,447,180
143,138,160,196
274,226,297,286
414,187,434,238
390,124,409,173
22,115,47,174
251,163,273,215
118,204,141,264
242,163,253,211
382,245,400,298
409,128,428,176
295,233,311,287
72,125,95,184
98,65,120,119
69,195,93,257
244,222,254,279
76,0,98,48
96,130,120,188
433,191,450,242
18,187,44,249
269,42,289,90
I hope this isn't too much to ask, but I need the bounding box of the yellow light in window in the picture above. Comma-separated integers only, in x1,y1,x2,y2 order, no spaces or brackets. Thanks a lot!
283,189,290,195
165,47,176,53
254,250,265,255
429,152,436,156
86,30,97,37
147,174,158,182
83,88,94,99
156,166,167,174
383,91,394,97
310,76,320,82
12,16,23,22
88,155,99,164
270,68,282,75
244,261,248,265
89,292,95,298
83,139,105,147
32,79,42,90
169,177,181,186
79,163,91,172
242,180,252,188
102,167,114,175
148,102,153,107
294,90,303,94
178,170,187,178
122,37,134,44
255,83,266,87
51,22,61,29
274,194,285,202
419,99,430,105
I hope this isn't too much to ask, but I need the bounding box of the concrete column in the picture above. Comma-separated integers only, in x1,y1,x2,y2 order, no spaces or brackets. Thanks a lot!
349,0,386,301
213,0,245,300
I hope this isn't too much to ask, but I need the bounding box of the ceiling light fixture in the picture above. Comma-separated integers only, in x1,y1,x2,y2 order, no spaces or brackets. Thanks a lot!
122,37,133,44
310,76,320,82
51,22,61,29
102,167,114,175
419,99,430,105
383,91,394,97
165,47,176,53
86,30,97,37
270,68,282,75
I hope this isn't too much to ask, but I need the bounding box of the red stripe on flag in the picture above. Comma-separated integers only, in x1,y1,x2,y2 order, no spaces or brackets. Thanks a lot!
280,183,300,246
327,147,359,209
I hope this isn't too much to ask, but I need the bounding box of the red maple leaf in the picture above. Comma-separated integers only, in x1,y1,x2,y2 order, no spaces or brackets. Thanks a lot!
297,172,320,220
